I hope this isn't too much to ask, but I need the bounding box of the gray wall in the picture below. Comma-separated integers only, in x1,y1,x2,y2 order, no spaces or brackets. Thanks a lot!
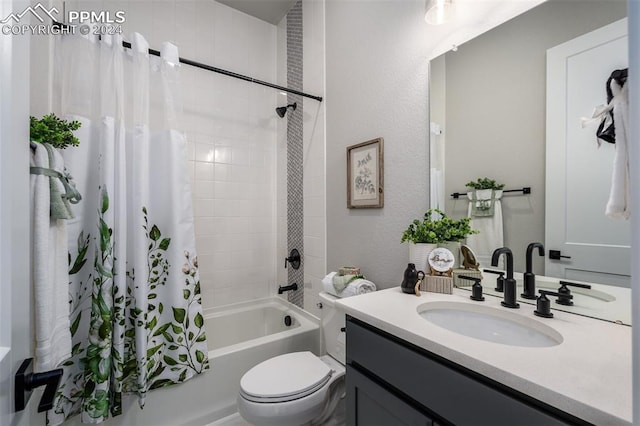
437,0,627,273
325,0,431,289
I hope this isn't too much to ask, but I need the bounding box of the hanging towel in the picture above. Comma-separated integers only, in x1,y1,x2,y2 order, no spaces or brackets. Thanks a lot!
469,189,497,217
44,144,75,219
31,143,72,372
466,190,504,269
605,79,630,219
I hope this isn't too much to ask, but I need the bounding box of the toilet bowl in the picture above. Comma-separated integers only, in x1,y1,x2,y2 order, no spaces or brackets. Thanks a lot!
237,292,347,426
237,352,345,426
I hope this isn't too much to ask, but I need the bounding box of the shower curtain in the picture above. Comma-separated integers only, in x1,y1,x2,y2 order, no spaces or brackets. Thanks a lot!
48,33,209,425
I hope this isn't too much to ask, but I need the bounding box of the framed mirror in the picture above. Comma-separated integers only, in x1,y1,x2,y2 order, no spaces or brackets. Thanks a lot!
429,0,630,323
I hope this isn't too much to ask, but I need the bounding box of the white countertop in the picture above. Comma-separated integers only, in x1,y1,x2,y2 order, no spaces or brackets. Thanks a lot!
335,287,632,425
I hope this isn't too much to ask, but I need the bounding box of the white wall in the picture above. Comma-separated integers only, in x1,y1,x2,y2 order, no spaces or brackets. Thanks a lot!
325,0,431,288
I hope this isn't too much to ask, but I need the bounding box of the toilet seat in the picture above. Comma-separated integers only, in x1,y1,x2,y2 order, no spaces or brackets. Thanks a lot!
240,352,333,403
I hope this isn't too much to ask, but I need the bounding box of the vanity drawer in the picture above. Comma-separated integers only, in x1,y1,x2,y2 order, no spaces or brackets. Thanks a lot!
346,316,582,425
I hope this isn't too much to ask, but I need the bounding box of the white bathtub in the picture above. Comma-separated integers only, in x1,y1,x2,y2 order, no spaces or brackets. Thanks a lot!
75,297,320,426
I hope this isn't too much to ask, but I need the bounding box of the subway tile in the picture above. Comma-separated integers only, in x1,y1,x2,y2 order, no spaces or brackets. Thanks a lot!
197,254,216,276
192,180,214,199
213,181,231,200
214,163,232,182
194,161,214,181
193,199,215,217
195,143,215,163
212,250,233,271
211,217,232,235
304,216,324,239
194,217,216,235
212,199,233,217
232,147,252,166
195,235,216,255
214,146,232,164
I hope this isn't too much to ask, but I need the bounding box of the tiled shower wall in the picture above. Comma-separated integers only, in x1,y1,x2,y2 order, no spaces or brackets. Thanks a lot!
32,0,325,312
277,0,326,317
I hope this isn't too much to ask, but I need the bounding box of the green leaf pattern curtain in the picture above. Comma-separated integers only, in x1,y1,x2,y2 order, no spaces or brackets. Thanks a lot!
48,33,209,425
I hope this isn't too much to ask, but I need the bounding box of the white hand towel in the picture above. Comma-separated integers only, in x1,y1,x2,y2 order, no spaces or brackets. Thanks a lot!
322,272,376,298
466,190,504,269
605,81,630,219
339,279,377,297
322,272,339,296
31,143,72,372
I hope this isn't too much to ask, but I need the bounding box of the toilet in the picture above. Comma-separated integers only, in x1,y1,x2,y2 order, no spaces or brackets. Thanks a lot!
237,292,346,426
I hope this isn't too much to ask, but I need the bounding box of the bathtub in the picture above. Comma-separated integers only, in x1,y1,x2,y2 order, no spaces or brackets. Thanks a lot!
74,297,320,426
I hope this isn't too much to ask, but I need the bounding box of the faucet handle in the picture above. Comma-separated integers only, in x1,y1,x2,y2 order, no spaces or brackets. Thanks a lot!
284,249,301,270
535,290,573,318
556,281,591,306
558,280,591,289
459,275,484,301
483,269,505,292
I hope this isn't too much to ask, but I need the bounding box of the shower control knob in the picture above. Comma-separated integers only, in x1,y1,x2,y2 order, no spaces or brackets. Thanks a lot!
284,249,301,270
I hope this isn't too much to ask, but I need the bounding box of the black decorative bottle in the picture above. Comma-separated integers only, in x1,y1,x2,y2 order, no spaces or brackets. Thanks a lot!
401,263,419,294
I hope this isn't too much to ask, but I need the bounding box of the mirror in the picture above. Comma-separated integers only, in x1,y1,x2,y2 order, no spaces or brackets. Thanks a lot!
429,0,630,323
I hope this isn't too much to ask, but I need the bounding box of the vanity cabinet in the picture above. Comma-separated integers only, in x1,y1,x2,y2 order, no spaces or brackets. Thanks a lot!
345,316,588,426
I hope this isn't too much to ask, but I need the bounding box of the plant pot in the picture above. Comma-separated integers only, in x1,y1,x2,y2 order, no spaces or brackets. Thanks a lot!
438,241,462,269
409,243,437,273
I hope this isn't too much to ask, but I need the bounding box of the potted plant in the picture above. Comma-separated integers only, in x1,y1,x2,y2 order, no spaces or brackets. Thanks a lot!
402,209,477,271
433,213,478,268
465,177,504,217
465,177,505,191
401,209,442,272
30,114,81,149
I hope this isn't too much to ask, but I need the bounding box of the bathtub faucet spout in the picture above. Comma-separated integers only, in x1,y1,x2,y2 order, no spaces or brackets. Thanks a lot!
278,283,299,294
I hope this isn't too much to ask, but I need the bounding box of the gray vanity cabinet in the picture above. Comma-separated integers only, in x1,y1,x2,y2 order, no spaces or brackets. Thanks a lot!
345,316,588,426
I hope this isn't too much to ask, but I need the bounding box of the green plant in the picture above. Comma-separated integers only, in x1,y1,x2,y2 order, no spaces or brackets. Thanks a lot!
433,214,478,242
465,177,505,190
30,113,81,149
401,209,478,244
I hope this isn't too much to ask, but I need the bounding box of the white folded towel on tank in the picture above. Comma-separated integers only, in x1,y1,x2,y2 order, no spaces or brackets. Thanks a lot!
322,272,377,298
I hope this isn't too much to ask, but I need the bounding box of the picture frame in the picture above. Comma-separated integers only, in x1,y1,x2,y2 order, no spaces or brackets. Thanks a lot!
347,137,384,208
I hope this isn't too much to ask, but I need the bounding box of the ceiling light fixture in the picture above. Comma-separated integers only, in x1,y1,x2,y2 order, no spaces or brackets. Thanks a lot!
424,0,455,25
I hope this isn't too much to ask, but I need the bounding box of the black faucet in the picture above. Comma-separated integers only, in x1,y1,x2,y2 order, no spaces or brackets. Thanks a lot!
278,283,298,294
522,242,545,300
491,247,519,308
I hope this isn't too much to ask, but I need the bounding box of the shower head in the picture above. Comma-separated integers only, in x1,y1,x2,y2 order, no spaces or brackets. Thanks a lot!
276,102,297,118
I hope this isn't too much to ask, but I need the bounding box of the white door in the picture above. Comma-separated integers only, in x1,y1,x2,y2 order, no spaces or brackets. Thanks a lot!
546,18,630,287
0,0,40,424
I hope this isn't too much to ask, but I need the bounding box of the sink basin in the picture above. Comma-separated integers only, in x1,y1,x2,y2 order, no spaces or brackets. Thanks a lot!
417,302,563,347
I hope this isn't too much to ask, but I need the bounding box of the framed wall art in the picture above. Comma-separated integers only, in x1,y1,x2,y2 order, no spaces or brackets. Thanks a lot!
347,137,384,208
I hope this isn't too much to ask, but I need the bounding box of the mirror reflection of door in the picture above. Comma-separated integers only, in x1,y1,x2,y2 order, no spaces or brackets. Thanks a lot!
429,0,628,280
546,18,630,287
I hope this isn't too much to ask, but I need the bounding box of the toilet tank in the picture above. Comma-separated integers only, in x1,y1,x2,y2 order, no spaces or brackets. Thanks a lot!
318,292,346,365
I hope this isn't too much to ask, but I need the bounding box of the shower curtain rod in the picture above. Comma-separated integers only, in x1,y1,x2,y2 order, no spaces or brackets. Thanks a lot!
53,22,323,102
